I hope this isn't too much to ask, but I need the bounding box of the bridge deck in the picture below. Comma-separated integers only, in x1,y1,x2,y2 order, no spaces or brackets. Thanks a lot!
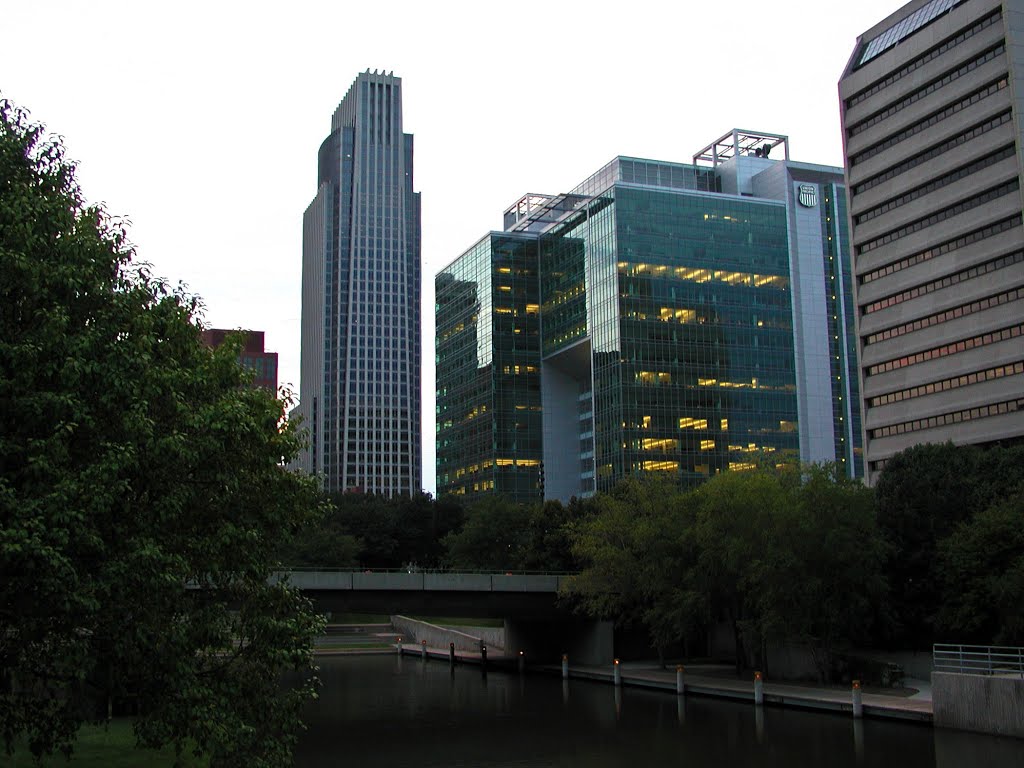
281,571,565,593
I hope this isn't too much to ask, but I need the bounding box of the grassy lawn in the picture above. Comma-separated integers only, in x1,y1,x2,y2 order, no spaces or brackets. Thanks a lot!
317,640,395,649
324,613,390,624
2,719,207,767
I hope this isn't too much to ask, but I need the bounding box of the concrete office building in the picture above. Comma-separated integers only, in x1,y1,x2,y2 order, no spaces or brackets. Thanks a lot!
436,131,862,502
839,0,1024,483
294,71,422,495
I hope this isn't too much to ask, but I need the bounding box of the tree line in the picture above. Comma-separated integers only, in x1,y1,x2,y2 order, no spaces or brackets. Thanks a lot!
282,442,1024,675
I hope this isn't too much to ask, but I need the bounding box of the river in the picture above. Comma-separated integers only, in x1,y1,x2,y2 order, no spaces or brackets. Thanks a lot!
294,655,1023,767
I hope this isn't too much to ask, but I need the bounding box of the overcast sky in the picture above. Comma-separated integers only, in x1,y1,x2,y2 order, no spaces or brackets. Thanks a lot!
4,0,903,494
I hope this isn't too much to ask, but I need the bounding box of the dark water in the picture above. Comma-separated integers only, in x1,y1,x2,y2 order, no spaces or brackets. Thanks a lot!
294,655,1023,768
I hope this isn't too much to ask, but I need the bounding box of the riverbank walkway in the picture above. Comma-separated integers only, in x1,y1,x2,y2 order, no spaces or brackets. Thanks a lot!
560,660,933,724
318,638,933,724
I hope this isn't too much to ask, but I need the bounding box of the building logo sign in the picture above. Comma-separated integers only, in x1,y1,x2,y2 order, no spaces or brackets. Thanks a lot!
798,184,818,208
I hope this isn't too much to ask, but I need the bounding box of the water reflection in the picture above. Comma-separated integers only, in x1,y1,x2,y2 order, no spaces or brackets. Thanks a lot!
293,656,1022,768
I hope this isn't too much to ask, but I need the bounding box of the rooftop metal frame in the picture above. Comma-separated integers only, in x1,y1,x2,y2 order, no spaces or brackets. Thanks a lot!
693,129,790,168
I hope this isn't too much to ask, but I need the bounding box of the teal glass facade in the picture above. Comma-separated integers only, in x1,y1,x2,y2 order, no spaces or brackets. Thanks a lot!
435,234,542,501
539,184,798,493
436,142,863,502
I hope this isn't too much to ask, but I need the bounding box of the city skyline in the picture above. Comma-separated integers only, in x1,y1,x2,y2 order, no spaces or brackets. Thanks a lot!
2,0,902,492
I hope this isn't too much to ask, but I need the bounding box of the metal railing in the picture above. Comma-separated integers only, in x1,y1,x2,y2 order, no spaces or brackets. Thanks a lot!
933,644,1024,677
282,566,577,576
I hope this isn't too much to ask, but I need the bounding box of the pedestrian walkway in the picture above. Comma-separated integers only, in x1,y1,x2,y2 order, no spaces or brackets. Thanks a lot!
557,661,932,723
355,641,934,724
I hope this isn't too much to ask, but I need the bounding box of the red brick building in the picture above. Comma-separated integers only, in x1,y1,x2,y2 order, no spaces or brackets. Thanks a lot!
201,329,278,393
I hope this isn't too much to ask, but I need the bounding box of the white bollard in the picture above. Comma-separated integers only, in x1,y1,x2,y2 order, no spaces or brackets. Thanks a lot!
852,680,863,718
396,637,403,656
613,658,622,687
562,654,569,680
754,671,764,705
421,640,427,660
676,664,685,695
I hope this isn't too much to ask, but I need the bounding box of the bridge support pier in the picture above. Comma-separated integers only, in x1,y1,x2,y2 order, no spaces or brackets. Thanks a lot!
504,618,614,666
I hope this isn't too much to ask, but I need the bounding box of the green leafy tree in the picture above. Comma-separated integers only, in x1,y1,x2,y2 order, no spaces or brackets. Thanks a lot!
691,469,789,670
392,492,465,568
937,490,1024,644
563,477,699,660
516,499,590,572
279,491,465,570
761,464,887,680
442,495,532,570
875,442,1024,648
0,100,324,765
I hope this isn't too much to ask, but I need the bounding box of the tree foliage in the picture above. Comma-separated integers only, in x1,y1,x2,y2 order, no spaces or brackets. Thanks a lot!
937,489,1024,644
565,467,886,678
875,442,1024,648
761,464,887,678
0,100,324,765
278,490,464,569
561,478,685,631
437,494,591,572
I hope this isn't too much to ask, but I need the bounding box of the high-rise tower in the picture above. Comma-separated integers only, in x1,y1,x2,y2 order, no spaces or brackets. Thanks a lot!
839,0,1024,484
295,71,422,495
436,132,864,502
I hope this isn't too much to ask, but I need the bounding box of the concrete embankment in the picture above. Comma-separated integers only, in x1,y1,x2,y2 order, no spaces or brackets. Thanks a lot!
933,672,1024,738
390,615,504,653
553,662,933,724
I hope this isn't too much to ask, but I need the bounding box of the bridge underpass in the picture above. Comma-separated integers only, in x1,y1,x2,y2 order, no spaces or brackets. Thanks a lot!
280,571,614,665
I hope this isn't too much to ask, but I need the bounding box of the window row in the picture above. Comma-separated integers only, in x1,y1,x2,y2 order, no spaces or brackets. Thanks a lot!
860,215,1020,285
864,249,1024,314
855,145,1015,225
616,262,790,290
846,10,1001,109
868,360,1024,408
851,78,1007,167
866,323,1023,376
865,286,1023,345
869,397,1023,439
848,44,1005,138
857,179,1019,255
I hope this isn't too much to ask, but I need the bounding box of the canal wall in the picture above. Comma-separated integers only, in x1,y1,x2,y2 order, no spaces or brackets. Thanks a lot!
933,672,1024,738
391,615,503,651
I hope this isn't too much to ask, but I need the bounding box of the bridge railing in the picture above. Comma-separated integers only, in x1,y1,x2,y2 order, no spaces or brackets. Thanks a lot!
275,569,574,593
281,566,577,576
933,644,1024,677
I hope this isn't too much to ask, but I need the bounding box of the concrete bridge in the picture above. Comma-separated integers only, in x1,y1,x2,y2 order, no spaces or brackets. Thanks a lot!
278,570,613,664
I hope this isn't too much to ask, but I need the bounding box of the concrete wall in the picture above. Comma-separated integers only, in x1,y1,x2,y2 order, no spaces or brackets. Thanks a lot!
541,354,586,503
444,624,504,650
933,671,1024,738
391,615,504,652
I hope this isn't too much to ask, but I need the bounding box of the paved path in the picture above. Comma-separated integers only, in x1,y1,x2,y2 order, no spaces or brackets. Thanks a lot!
327,642,934,724
553,662,932,723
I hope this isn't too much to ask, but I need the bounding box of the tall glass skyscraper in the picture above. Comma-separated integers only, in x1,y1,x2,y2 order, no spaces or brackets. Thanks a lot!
295,71,421,495
436,131,862,502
